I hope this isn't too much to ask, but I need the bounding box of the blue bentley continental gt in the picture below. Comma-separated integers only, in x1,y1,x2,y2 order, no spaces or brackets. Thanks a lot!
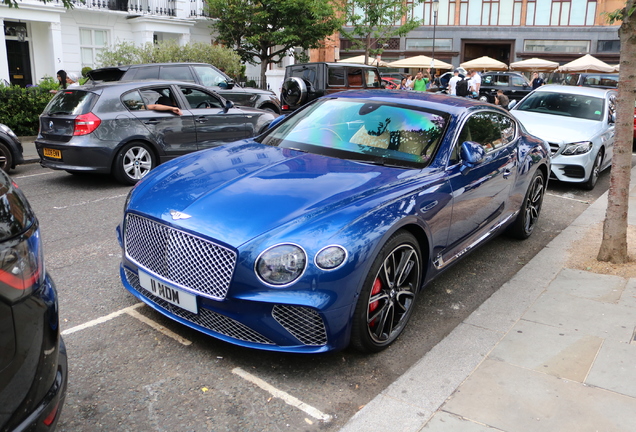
117,90,550,353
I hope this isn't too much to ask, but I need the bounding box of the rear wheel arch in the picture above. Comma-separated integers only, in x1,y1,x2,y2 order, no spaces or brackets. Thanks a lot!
110,138,160,170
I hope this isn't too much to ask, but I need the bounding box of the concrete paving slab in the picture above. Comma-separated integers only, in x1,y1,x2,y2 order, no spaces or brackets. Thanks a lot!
422,411,504,431
618,278,636,308
522,289,636,343
586,339,636,398
546,268,626,303
442,359,636,432
488,319,602,382
339,394,430,432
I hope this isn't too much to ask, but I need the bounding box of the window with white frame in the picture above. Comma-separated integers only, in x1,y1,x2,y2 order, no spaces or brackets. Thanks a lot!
80,29,108,69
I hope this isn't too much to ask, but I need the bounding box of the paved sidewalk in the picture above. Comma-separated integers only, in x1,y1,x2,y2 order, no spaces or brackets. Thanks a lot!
341,167,636,432
19,136,38,163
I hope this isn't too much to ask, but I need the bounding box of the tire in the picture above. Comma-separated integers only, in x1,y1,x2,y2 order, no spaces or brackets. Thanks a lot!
583,149,603,190
112,141,156,185
478,95,489,102
0,141,13,173
507,170,545,240
281,77,307,108
350,230,422,353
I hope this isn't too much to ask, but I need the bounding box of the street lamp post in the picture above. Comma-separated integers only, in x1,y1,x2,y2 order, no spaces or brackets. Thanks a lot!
430,0,439,70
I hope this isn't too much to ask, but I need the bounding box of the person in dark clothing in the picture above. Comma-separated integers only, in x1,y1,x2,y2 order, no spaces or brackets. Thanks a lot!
495,90,509,109
531,72,545,89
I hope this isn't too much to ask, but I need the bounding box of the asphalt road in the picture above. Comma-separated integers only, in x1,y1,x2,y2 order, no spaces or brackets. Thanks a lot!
9,161,618,432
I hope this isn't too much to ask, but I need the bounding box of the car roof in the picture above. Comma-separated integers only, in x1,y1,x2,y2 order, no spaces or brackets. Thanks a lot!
530,84,616,97
92,63,213,70
325,89,507,116
287,62,378,68
76,80,214,92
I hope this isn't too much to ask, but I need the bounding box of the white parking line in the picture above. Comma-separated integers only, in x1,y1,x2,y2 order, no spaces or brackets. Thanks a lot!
546,192,590,204
53,193,129,209
61,303,144,335
13,171,57,179
232,367,332,422
126,308,192,346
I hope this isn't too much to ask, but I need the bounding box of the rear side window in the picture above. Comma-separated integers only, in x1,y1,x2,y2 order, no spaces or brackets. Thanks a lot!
159,66,196,82
44,90,97,115
365,70,381,88
347,68,364,87
129,66,159,81
327,67,345,86
122,88,177,111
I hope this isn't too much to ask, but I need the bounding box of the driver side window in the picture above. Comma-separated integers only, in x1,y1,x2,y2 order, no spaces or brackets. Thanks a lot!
180,87,223,110
451,112,516,163
193,66,228,87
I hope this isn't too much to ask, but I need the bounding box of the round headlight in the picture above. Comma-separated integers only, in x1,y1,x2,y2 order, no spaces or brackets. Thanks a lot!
256,244,306,286
315,245,347,270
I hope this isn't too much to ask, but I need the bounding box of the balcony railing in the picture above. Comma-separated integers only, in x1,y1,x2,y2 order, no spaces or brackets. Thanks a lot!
189,0,210,18
69,0,177,17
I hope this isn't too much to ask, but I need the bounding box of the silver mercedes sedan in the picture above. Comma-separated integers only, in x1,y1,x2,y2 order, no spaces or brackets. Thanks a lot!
510,84,616,190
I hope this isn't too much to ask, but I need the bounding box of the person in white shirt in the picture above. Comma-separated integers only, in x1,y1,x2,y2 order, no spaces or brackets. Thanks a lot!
448,69,461,96
468,70,481,98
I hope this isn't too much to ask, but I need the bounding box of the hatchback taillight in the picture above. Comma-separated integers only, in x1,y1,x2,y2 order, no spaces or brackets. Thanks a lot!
0,225,43,302
73,112,101,136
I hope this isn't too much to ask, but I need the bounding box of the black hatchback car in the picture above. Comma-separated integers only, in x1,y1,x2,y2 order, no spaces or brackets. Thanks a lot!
36,81,277,185
0,170,67,431
478,71,532,104
0,123,25,173
87,62,282,114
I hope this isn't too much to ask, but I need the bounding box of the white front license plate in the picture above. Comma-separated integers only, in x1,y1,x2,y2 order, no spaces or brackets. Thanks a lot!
138,271,198,314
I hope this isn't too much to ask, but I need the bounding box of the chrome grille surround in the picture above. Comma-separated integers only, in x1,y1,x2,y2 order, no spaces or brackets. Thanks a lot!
124,213,236,300
124,268,274,345
548,142,560,157
272,305,328,346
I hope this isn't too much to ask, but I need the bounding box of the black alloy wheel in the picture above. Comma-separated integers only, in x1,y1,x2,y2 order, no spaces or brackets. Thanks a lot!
0,142,13,173
351,230,422,353
507,170,545,239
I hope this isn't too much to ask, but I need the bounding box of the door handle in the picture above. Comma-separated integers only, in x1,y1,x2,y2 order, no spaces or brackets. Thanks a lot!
144,119,160,125
195,117,208,123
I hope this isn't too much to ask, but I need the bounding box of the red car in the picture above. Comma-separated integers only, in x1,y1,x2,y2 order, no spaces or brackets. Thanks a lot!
381,78,399,89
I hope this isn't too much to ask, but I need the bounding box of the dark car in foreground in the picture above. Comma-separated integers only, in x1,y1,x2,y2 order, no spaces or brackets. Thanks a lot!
118,90,550,353
0,123,24,173
0,170,67,430
478,71,533,104
36,81,277,185
87,62,281,113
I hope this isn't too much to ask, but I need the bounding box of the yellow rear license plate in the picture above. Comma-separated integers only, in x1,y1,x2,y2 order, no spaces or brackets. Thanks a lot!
43,148,61,159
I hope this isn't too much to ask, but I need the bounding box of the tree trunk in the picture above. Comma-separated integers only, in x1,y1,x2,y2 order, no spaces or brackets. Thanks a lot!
260,48,269,90
597,0,636,264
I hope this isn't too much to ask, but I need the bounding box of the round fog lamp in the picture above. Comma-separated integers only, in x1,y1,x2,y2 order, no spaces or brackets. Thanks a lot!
315,245,347,270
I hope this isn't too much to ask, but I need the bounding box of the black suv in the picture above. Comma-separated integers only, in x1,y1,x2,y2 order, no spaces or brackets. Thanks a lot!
281,62,383,113
478,71,532,104
87,62,281,113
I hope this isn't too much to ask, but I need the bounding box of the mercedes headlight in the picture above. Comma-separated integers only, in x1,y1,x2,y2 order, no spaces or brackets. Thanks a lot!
256,244,306,286
561,141,593,156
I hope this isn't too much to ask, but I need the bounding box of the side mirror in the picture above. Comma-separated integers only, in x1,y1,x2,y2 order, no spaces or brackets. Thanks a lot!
508,99,517,109
225,100,234,111
460,141,486,169
220,79,235,90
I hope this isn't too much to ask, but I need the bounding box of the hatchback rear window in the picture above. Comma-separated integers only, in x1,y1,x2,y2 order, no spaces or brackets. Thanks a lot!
43,90,98,116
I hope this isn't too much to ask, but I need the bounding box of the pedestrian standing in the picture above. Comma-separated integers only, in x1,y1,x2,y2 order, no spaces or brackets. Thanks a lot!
410,71,429,91
448,69,461,95
531,72,545,89
468,70,481,98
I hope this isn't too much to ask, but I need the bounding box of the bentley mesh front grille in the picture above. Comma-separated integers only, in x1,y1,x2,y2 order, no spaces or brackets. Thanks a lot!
124,268,273,345
124,214,236,300
272,305,327,346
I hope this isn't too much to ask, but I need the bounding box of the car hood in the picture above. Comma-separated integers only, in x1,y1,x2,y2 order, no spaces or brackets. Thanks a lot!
511,110,605,144
129,142,418,248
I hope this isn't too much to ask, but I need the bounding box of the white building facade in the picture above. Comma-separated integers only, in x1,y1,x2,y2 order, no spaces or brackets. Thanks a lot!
0,0,282,91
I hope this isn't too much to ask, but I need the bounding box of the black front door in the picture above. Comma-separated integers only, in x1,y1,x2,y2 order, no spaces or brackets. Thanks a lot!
6,40,32,87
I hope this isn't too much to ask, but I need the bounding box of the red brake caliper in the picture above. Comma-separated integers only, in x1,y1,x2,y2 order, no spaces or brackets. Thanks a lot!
368,278,382,326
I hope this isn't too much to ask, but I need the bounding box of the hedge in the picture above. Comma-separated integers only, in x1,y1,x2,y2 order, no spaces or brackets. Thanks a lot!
0,81,57,136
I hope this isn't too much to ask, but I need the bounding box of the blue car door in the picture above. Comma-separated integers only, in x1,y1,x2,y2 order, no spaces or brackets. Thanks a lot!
441,111,517,263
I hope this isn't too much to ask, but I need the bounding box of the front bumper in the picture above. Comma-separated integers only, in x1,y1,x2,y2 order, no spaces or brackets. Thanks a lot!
549,150,597,183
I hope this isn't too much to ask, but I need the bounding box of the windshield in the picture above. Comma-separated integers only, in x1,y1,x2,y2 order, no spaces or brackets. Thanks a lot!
260,98,448,166
515,91,605,121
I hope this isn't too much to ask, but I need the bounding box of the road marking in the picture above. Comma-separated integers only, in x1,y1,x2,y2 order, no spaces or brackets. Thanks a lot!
13,171,57,179
53,193,128,209
126,308,192,346
546,192,590,205
232,367,332,422
61,303,144,335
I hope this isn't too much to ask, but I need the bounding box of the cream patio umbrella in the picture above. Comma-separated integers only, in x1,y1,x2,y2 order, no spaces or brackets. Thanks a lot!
387,55,453,70
338,55,389,67
460,56,508,71
556,54,615,73
509,57,559,72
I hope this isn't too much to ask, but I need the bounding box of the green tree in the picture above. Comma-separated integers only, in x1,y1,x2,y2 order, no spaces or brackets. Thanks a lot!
598,0,636,264
96,40,244,79
343,0,423,65
3,0,74,7
206,0,342,89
